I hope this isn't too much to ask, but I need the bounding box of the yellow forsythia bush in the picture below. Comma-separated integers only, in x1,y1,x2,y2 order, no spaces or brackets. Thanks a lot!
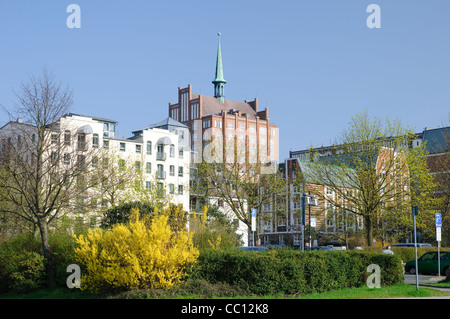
73,208,199,293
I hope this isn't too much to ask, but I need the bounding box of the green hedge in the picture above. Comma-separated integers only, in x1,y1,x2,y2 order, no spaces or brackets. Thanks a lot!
189,248,404,296
0,233,77,293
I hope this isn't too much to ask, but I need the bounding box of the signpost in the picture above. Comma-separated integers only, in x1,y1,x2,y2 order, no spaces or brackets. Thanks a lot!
301,194,319,251
436,213,442,276
251,208,256,246
412,206,419,290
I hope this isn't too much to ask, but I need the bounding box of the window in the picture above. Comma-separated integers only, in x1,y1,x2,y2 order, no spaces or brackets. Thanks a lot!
179,148,184,158
92,133,99,148
135,161,141,172
227,122,234,129
146,141,152,155
169,184,175,194
120,142,126,152
178,185,183,195
103,140,109,149
146,162,151,173
157,183,165,197
64,130,71,145
77,155,86,169
145,181,152,191
178,166,183,177
136,144,141,154
103,122,115,138
169,165,175,176
77,134,86,150
51,134,58,144
63,153,71,165
170,144,175,158
239,123,245,131
50,152,58,164
157,164,165,179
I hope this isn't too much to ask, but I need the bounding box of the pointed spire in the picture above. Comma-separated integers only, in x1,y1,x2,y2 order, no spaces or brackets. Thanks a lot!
212,32,226,103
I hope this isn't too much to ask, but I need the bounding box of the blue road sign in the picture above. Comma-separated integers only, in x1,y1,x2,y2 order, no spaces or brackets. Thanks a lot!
251,208,257,217
412,206,418,216
436,213,442,228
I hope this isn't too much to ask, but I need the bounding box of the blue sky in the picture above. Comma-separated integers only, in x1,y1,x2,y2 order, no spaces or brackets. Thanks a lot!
1,1,449,160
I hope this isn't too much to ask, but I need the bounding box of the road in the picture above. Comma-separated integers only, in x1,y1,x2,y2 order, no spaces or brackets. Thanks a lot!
403,274,446,285
402,274,450,298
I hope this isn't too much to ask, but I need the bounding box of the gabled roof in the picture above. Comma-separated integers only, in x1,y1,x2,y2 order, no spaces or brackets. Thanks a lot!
423,126,449,154
132,117,188,135
201,95,257,117
296,159,357,189
65,113,118,124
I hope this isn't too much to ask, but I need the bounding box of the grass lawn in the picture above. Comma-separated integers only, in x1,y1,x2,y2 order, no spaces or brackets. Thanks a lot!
2,283,448,299
295,283,450,299
0,287,101,299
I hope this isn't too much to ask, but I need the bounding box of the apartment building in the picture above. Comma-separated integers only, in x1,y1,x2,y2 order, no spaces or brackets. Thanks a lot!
168,34,279,165
0,113,191,227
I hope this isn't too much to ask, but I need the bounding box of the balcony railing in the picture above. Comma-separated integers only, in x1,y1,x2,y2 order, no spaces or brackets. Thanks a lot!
157,171,166,179
156,152,166,161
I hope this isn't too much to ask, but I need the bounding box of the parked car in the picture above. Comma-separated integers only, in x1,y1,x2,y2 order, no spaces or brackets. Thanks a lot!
404,251,450,275
323,240,347,250
388,243,432,248
236,246,268,251
308,246,336,251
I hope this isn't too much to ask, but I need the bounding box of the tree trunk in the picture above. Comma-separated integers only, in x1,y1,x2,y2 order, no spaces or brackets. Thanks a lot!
364,215,373,247
37,218,56,287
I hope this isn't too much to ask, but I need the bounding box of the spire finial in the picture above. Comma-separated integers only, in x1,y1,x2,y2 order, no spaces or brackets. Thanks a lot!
212,32,226,103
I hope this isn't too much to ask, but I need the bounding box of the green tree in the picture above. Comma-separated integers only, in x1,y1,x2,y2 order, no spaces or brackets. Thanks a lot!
306,111,437,246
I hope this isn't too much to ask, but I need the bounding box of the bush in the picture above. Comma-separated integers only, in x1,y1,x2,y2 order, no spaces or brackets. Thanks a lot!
74,208,199,294
7,251,46,292
190,248,403,296
101,201,155,229
48,231,78,287
0,235,44,293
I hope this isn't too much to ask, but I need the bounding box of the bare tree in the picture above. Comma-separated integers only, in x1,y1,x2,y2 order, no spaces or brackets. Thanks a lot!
195,132,284,243
0,69,99,286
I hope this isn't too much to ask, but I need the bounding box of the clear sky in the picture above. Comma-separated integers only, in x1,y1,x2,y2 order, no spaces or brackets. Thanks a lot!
1,0,449,160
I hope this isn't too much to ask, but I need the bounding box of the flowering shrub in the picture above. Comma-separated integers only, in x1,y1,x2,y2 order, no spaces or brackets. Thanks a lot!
74,208,199,293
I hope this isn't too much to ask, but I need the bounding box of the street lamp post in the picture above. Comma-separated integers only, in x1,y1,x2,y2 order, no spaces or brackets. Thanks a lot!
301,193,319,251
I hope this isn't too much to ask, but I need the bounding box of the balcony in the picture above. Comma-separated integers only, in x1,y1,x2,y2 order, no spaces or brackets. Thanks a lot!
157,171,166,180
156,152,166,161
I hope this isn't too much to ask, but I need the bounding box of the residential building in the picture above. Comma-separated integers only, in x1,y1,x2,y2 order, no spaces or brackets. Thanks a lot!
168,34,279,165
0,113,191,228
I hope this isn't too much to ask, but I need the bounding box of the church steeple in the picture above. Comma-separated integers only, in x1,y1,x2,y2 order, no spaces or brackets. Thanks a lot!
212,32,226,103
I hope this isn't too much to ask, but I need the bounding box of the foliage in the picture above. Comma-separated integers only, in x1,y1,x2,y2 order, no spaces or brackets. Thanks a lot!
100,201,155,228
73,208,199,294
190,205,243,250
0,231,80,293
6,251,46,292
190,248,403,296
306,110,437,246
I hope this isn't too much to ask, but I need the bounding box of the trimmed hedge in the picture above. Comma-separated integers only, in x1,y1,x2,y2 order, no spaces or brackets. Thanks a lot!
189,248,404,295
